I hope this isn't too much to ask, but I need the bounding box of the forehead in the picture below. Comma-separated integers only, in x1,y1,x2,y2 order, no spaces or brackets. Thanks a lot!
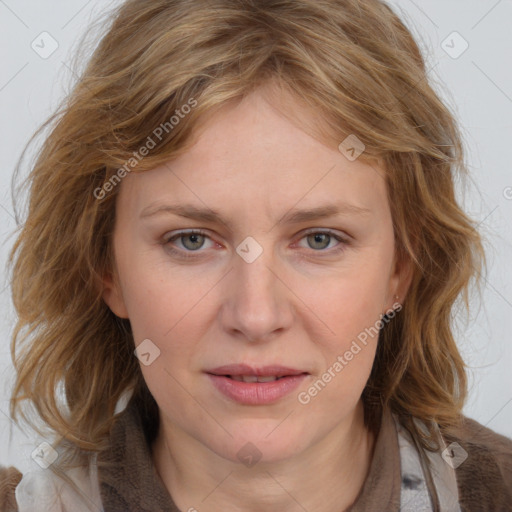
117,87,389,223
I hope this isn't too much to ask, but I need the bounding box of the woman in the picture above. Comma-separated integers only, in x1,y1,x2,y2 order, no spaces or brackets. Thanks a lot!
2,0,511,510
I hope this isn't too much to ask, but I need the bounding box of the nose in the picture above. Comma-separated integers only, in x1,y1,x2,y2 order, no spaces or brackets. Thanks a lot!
219,243,294,343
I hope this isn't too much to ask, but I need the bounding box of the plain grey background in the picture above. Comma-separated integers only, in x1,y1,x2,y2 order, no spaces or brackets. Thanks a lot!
1,0,511,473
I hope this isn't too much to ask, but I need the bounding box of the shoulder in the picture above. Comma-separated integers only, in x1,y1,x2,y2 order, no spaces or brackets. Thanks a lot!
0,466,22,512
445,416,512,510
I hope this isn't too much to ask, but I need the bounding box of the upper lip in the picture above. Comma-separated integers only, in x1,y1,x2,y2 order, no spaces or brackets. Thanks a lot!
206,364,308,377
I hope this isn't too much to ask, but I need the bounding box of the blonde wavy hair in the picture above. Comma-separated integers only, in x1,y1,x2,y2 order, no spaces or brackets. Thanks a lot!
9,0,484,466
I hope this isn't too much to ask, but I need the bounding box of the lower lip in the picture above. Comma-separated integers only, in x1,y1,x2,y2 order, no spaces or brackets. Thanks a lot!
207,374,308,405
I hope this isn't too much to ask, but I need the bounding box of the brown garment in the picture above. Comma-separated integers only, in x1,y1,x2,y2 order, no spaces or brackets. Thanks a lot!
97,402,403,511
346,406,401,511
2,402,512,511
97,402,179,512
96,402,512,511
444,417,512,511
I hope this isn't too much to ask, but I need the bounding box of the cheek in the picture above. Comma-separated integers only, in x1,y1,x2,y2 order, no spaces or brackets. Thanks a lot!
298,264,390,345
297,288,381,413
291,259,389,402
122,268,214,385
116,247,200,341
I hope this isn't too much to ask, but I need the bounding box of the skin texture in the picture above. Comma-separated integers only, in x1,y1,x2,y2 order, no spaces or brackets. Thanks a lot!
102,84,412,512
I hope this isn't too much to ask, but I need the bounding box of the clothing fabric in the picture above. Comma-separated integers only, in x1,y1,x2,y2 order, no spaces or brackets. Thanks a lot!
3,400,512,511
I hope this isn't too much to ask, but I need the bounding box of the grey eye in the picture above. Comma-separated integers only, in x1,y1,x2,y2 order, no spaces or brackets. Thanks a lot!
180,233,206,251
306,233,332,250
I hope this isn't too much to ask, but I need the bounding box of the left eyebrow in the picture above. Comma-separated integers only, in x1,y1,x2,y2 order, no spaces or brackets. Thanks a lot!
278,204,371,224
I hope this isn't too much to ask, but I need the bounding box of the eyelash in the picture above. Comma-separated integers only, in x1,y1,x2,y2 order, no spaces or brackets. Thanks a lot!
162,229,350,260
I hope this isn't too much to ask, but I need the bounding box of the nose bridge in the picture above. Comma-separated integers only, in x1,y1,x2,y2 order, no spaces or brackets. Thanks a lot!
222,236,291,341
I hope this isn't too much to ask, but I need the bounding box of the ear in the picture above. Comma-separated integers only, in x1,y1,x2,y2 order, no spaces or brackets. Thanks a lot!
386,248,414,312
101,269,130,319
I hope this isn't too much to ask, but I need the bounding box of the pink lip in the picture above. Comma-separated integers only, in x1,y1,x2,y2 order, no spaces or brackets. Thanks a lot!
207,363,306,377
206,364,309,405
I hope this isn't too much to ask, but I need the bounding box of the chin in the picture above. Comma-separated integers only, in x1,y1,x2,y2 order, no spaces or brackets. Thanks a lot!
203,421,310,466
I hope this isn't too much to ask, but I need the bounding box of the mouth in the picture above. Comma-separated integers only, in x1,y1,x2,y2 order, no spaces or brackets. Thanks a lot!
220,375,295,383
206,363,309,380
205,364,309,404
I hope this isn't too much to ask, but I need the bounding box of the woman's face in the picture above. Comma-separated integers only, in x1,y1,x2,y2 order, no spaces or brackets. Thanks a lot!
103,86,410,464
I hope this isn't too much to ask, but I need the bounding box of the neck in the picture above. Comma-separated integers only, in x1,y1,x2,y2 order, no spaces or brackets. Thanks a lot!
152,400,376,512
